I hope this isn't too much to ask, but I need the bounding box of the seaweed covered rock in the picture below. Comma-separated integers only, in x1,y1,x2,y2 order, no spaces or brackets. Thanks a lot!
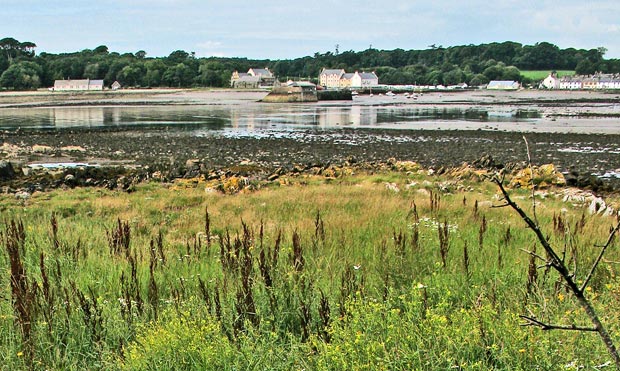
509,164,566,189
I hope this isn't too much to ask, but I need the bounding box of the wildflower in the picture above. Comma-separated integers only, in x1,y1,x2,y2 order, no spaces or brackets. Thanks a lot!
557,293,565,302
17,352,23,357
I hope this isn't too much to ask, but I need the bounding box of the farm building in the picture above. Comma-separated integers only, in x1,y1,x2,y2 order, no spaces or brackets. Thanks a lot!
487,81,520,90
231,68,276,88
319,68,379,89
53,79,104,91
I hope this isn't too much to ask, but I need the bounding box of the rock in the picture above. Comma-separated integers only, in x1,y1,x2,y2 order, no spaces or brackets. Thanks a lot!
64,174,76,184
384,182,400,193
61,145,86,152
473,154,500,169
589,197,607,215
509,164,566,189
15,191,30,200
32,144,53,153
0,161,16,180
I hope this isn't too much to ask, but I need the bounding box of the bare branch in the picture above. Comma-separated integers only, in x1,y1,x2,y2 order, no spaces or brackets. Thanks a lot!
520,315,597,332
492,175,620,367
581,223,620,293
491,203,510,209
522,136,539,225
519,248,549,263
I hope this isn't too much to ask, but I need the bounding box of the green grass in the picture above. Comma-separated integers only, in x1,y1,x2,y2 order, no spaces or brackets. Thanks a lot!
520,70,575,80
1,171,619,370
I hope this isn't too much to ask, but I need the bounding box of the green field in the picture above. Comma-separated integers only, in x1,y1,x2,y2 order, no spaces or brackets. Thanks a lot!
1,168,619,370
520,70,576,80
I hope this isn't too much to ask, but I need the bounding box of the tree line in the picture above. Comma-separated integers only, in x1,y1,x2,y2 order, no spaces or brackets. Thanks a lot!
1,37,618,90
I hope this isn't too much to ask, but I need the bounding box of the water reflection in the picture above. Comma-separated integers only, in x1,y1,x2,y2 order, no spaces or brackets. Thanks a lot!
0,105,541,132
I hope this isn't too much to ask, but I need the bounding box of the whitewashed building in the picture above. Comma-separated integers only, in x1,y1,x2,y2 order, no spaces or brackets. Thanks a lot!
53,79,104,91
319,69,379,89
487,81,520,90
559,76,582,90
351,71,379,88
541,73,560,89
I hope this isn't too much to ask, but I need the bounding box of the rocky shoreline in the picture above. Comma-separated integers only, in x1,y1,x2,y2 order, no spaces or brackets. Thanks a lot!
1,89,620,196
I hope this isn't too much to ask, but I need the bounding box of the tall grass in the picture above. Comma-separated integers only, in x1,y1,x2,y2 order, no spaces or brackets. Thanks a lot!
0,172,619,369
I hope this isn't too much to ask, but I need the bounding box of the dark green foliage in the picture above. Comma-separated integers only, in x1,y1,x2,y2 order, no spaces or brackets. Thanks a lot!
1,35,619,90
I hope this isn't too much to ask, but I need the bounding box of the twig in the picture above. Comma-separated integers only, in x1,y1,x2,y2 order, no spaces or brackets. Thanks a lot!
520,315,597,332
519,248,548,263
581,223,620,293
522,136,539,225
492,176,620,368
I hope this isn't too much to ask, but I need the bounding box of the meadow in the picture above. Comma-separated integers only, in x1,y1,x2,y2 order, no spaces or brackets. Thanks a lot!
1,169,619,370
520,70,576,81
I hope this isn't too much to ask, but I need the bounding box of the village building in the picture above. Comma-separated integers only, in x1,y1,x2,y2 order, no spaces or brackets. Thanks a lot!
559,76,582,90
319,69,346,88
541,73,560,89
551,73,620,90
319,68,379,89
339,73,354,88
598,76,620,89
111,81,122,90
487,81,520,90
350,71,379,88
248,68,276,86
230,68,276,88
53,79,104,91
582,77,598,90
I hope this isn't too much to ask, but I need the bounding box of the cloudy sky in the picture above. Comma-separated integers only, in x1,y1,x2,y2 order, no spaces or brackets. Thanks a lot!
5,0,620,59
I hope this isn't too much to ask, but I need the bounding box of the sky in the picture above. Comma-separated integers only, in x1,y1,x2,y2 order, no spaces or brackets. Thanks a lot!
4,0,620,60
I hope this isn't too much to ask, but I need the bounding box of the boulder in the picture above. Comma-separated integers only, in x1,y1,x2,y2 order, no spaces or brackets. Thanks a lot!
0,161,17,180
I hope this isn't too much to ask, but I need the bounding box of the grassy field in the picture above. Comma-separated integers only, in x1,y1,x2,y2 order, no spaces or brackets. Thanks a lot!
520,70,576,81
1,170,619,370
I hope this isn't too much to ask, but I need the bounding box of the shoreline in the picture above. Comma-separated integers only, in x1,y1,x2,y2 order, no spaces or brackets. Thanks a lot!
1,89,620,194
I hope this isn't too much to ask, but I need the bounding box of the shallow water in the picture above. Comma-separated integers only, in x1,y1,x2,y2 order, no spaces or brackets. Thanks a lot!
1,103,618,136
0,104,540,131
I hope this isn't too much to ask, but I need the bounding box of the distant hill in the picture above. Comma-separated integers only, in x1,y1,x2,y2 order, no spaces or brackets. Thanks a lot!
0,38,618,90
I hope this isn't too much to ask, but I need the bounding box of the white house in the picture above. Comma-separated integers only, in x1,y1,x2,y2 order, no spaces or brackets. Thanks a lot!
541,73,560,89
350,71,379,88
559,76,582,90
487,81,520,90
598,76,620,89
53,79,104,91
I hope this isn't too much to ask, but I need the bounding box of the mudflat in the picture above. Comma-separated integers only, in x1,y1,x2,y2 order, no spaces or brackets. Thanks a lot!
1,88,619,191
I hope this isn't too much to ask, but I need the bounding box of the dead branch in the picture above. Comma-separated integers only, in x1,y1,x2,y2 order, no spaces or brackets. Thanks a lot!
519,315,597,332
492,176,620,368
581,223,620,293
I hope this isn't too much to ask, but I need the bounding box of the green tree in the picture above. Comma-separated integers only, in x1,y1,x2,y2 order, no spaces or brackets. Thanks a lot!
144,59,167,87
469,73,489,86
162,63,194,87
501,66,521,81
118,64,145,86
443,67,465,85
0,61,42,89
575,59,595,75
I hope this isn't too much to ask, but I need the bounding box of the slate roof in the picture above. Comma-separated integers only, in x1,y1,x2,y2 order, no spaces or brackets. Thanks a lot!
320,69,345,76
249,68,273,78
358,72,378,80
